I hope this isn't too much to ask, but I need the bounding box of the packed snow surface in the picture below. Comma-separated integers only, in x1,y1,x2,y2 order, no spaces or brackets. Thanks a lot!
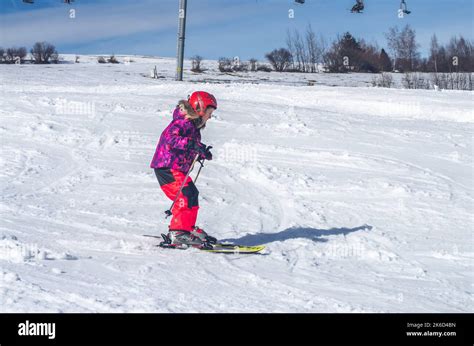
0,56,472,312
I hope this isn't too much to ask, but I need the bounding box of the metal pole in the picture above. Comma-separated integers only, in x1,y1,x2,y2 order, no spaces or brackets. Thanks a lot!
176,0,187,81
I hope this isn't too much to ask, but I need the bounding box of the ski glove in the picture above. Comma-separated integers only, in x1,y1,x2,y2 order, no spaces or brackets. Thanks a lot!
202,146,213,161
188,141,213,161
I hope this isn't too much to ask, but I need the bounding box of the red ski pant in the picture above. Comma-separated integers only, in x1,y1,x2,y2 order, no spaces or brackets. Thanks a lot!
154,168,199,231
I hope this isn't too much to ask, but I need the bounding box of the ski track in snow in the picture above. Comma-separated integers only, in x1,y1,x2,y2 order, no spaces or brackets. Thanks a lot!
0,56,473,312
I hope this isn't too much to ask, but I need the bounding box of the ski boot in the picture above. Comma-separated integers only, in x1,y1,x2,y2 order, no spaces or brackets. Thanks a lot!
160,227,217,250
191,226,218,245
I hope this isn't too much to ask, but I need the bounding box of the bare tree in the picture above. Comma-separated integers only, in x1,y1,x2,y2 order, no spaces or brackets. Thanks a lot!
31,42,58,64
249,58,258,72
402,72,430,89
285,29,296,70
7,48,15,63
191,55,204,72
5,47,27,63
304,24,327,73
315,33,328,71
0,47,4,63
294,30,307,72
431,72,472,90
108,55,119,63
430,34,440,72
265,48,292,72
287,25,327,73
446,35,473,72
372,72,394,88
18,47,28,61
5,48,15,62
426,34,473,72
385,25,420,72
286,29,305,71
385,27,401,69
403,26,420,71
305,24,318,73
323,35,344,73
218,57,233,72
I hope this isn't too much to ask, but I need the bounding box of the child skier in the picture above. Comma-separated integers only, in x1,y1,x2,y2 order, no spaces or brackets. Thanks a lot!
150,91,218,249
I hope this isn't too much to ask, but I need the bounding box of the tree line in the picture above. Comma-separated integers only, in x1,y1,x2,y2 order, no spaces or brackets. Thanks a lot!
263,24,473,73
0,42,58,64
4,27,472,75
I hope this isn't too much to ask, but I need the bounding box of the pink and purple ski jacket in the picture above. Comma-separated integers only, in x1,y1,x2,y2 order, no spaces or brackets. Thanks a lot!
150,107,203,173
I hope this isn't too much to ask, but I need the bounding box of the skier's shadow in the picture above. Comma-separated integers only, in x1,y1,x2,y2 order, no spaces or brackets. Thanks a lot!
222,224,372,246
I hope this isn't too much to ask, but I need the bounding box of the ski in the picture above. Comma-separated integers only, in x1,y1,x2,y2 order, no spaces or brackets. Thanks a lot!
143,234,265,254
201,244,265,254
143,234,163,239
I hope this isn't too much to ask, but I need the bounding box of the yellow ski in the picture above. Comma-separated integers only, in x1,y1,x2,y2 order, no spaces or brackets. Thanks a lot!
201,244,265,254
144,235,265,254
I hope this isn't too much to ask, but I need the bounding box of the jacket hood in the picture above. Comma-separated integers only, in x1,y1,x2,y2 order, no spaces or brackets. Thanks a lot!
174,100,199,120
172,107,183,121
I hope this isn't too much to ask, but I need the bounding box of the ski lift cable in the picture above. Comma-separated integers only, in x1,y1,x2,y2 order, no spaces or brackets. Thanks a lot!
22,0,74,4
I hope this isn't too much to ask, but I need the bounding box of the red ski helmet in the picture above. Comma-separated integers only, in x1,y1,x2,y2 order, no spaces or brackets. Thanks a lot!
188,91,217,116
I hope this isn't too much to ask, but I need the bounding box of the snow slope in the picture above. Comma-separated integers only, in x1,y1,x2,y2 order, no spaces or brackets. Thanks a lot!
0,56,473,312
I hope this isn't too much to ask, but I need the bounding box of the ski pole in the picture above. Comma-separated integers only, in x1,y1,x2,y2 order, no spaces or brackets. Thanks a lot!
194,159,204,183
193,145,212,183
164,153,200,218
194,145,211,183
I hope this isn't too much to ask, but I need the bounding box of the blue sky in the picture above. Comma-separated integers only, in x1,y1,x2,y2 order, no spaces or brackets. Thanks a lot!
0,0,472,59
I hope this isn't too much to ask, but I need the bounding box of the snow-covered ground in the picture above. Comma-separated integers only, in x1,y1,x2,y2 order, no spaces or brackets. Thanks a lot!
0,56,472,312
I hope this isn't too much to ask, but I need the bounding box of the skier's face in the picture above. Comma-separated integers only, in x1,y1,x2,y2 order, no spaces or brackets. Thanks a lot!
201,107,214,124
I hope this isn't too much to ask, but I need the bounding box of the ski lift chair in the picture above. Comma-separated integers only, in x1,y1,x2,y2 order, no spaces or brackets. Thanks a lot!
400,0,411,15
351,0,364,13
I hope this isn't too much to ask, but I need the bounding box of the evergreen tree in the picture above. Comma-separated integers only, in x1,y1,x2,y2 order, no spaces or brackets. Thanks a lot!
379,49,392,72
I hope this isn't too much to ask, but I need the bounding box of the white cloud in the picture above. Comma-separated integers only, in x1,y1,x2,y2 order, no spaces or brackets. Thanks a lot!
0,1,177,46
0,0,264,48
